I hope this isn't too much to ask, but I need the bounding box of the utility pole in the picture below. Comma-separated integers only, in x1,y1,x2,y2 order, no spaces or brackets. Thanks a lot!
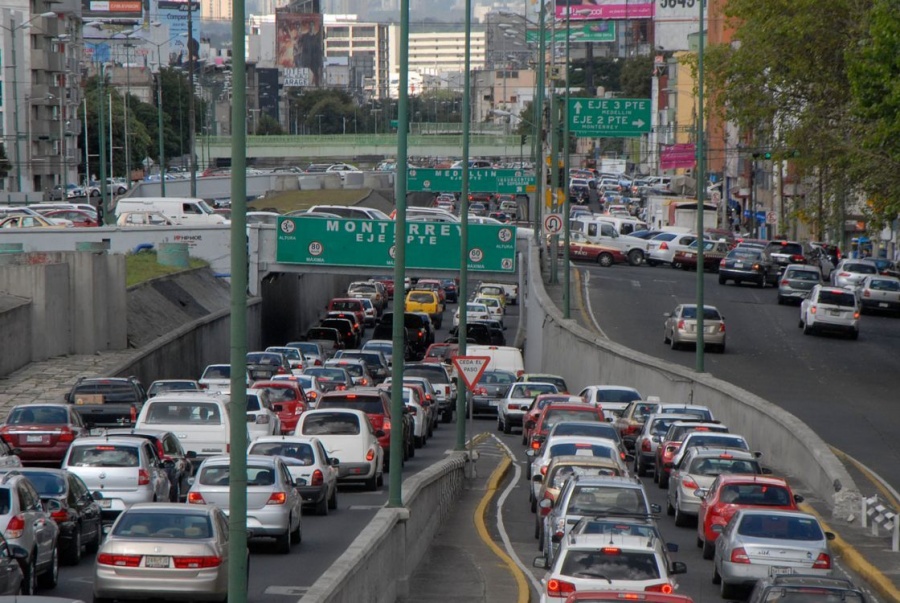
694,0,706,373
562,9,571,318
188,3,197,196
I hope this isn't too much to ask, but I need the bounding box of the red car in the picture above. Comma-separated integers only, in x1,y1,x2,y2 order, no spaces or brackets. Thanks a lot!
697,474,803,559
250,380,309,434
565,593,695,603
0,404,88,465
41,209,99,227
521,394,585,447
567,234,628,267
655,422,728,488
327,298,367,328
528,401,605,450
422,343,458,364
372,276,395,300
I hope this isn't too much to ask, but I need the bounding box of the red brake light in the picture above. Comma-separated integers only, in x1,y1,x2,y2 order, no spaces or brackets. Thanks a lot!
601,547,620,554
540,466,548,475
682,476,699,489
863,290,871,298
719,259,726,266
781,280,789,286
810,306,818,314
677,319,685,330
366,449,376,461
187,492,205,504
659,242,669,250
97,554,142,567
641,439,651,452
531,441,541,450
50,509,69,522
138,469,151,486
730,547,751,564
645,584,674,594
813,553,831,569
311,469,324,486
547,578,576,597
6,516,24,538
267,492,287,505
58,429,75,443
172,556,222,569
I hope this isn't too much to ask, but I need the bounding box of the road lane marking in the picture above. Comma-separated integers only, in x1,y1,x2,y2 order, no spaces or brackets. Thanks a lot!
266,586,309,596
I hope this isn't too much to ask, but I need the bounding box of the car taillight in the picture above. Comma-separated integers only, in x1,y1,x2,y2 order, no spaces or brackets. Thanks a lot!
407,407,417,416
130,405,137,423
156,441,166,460
659,242,669,250
474,387,487,395
267,492,287,505
360,378,369,386
719,322,726,332
863,290,871,297
623,425,639,436
730,547,751,564
810,306,817,314
187,492,205,504
138,469,150,486
781,280,789,286
645,584,675,594
719,259,726,266
277,367,287,374
366,449,376,461
6,516,24,538
682,476,699,489
677,320,685,330
294,405,304,415
97,554,142,567
336,384,347,391
531,440,541,450
791,254,805,262
315,359,323,366
311,469,324,486
199,383,208,389
58,428,75,443
540,466,548,475
173,556,222,569
813,553,831,569
854,311,860,319
383,419,391,431
641,439,651,452
50,508,69,522
547,579,576,597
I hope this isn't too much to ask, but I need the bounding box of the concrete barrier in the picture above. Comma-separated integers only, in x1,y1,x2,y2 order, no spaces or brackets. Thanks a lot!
523,244,859,518
300,452,468,603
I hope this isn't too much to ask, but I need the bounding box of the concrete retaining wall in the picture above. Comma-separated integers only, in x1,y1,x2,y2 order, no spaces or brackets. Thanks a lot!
524,245,859,517
0,295,32,376
300,452,468,603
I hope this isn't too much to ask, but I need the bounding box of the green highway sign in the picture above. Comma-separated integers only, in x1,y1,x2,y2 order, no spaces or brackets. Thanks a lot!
407,168,534,194
275,217,516,273
568,98,651,138
526,22,616,44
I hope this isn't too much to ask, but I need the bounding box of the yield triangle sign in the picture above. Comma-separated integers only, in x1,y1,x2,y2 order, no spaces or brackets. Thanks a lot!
451,356,492,392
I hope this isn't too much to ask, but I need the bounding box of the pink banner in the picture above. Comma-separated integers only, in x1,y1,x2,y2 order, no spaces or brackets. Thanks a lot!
554,0,654,20
660,143,696,171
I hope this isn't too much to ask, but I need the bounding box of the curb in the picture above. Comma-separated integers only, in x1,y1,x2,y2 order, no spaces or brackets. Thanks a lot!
800,503,900,602
474,454,530,603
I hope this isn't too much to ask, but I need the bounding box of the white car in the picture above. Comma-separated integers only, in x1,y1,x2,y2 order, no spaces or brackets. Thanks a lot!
246,391,281,440
400,386,429,448
527,435,625,486
578,385,642,419
293,409,384,491
799,284,860,339
497,381,559,434
473,296,504,322
646,232,700,266
248,435,339,515
453,302,491,327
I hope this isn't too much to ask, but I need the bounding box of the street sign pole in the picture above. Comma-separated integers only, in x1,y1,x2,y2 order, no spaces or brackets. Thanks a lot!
456,0,472,452
695,0,706,374
549,10,559,285
534,0,546,243
562,10,571,319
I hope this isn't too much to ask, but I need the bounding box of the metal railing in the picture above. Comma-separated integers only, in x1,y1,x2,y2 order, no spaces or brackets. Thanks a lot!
861,494,899,552
206,134,523,148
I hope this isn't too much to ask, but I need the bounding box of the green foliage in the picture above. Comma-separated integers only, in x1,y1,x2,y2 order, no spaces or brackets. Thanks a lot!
255,114,283,135
0,144,9,179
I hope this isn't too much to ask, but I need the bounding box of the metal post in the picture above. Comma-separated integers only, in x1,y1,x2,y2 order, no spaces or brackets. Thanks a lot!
533,3,546,241
861,496,868,528
10,18,22,192
83,96,89,188
188,4,197,196
388,0,411,508
125,41,131,185
60,92,67,191
549,11,559,284
227,0,248,592
456,0,472,452
98,67,110,224
157,66,167,197
695,0,706,372
562,10,571,319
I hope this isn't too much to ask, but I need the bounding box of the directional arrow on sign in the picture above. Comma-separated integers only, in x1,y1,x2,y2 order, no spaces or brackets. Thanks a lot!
574,101,583,115
632,119,645,128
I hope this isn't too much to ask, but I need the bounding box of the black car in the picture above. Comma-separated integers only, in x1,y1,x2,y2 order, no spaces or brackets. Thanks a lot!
718,247,779,287
471,369,517,416
2,468,102,565
319,318,360,349
440,279,459,303
64,376,148,428
303,366,353,393
449,323,493,345
305,327,345,358
105,429,195,499
376,313,434,359
472,319,506,346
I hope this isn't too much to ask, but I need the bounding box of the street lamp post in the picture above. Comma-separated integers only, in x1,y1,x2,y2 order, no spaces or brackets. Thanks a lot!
150,33,187,196
316,114,323,135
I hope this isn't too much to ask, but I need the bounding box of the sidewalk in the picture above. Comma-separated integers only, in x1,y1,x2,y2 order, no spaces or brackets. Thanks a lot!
405,436,527,602
544,262,900,602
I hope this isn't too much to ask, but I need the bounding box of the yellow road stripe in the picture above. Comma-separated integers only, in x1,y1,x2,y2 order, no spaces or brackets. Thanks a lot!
830,446,900,509
474,454,530,603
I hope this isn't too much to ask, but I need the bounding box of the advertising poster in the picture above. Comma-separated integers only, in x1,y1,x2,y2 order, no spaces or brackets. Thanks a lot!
276,11,324,88
157,0,201,66
554,0,654,20
82,0,143,21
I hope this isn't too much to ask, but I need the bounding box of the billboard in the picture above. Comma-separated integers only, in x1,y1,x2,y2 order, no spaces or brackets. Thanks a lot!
526,22,616,43
157,0,201,66
276,11,323,88
82,0,143,21
554,0,654,20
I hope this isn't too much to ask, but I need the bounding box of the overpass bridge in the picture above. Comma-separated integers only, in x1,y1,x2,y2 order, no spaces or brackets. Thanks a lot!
206,134,529,164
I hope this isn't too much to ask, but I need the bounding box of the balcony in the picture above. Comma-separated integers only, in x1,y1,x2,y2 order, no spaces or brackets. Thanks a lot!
30,121,54,140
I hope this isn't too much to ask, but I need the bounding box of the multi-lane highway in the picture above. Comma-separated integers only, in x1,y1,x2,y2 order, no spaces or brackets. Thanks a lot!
572,262,900,493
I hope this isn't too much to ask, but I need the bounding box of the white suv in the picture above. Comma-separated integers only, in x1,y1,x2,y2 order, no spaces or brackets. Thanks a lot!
0,473,59,594
799,284,860,339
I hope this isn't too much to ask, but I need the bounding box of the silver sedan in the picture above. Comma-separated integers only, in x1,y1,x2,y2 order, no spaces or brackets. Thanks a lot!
713,508,835,599
663,304,726,353
93,503,232,603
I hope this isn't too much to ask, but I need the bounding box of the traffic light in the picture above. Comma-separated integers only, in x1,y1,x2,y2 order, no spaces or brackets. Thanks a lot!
751,151,773,160
521,134,528,146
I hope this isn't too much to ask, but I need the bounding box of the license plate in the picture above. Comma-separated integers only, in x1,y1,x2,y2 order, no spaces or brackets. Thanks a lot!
880,302,889,308
769,566,794,576
830,310,841,316
490,400,498,407
26,435,44,443
144,556,170,568
98,499,112,509
734,262,743,268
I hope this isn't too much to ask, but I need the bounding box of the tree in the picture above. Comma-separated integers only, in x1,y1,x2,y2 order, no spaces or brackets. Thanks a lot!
255,114,283,135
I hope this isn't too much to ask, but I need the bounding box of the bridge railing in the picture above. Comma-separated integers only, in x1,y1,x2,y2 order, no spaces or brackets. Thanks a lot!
207,134,524,148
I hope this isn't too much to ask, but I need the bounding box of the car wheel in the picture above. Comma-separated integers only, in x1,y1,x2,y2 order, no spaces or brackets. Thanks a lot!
803,320,814,336
85,526,101,554
670,337,680,351
170,479,180,503
315,492,329,516
658,471,669,489
720,577,739,599
522,432,528,445
712,563,722,585
38,547,58,589
530,493,537,513
718,275,727,285
328,486,338,510
377,471,384,487
777,295,785,305
597,253,614,267
663,329,671,345
290,517,303,543
365,473,378,491
534,514,540,539
503,419,512,434
849,329,859,340
674,503,690,527
63,528,82,566
497,417,504,432
415,435,424,448
628,249,644,266
647,259,659,267
702,538,715,560
20,557,36,595
275,529,292,554
666,495,675,516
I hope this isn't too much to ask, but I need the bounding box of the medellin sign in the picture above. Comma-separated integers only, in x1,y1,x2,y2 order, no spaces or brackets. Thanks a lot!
276,217,516,272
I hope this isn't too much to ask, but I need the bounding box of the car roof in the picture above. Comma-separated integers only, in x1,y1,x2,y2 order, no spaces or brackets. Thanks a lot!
716,474,789,486
70,436,146,447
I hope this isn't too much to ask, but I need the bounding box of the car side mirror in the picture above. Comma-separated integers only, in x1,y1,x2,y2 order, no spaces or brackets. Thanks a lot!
694,488,707,499
754,451,763,458
825,532,836,541
186,451,198,459
520,405,530,411
525,450,535,458
538,498,552,510
650,503,661,514
663,312,671,318
666,542,679,553
531,474,543,483
44,499,63,514
8,545,29,561
330,458,340,466
532,556,548,569
793,494,805,503
760,467,773,475
670,561,687,575
375,429,386,438
294,477,305,488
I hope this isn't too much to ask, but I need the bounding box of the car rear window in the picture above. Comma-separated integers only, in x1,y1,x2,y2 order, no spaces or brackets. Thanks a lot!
7,406,68,425
408,292,435,303
113,511,213,539
729,249,762,260
719,484,791,505
567,485,646,515
845,263,877,274
595,389,641,403
306,329,338,342
319,395,385,415
816,290,856,307
550,465,621,488
786,269,820,282
328,362,364,377
70,383,139,403
405,366,450,384
247,353,282,366
301,412,361,436
305,368,348,382
202,366,230,380
681,307,722,320
249,442,316,466
330,300,362,311
659,407,713,421
768,242,804,255
254,386,298,403
68,445,139,467
738,514,824,540
0,490,9,514
549,443,615,460
543,409,600,429
479,371,515,385
199,465,275,487
143,401,223,425
869,279,900,291
685,434,747,450
648,417,685,436
688,456,759,476
561,549,660,580
551,423,619,442
19,471,67,496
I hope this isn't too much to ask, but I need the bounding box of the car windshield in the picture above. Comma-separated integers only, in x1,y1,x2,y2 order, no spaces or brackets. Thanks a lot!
688,456,759,476
305,368,348,382
567,485,646,515
817,290,856,307
249,442,316,466
511,383,558,397
18,471,67,496
113,511,213,539
202,366,230,380
549,442,615,460
68,445,139,467
844,263,877,274
143,401,222,425
719,483,791,505
681,307,722,320
7,406,68,425
738,514,823,540
301,412,361,436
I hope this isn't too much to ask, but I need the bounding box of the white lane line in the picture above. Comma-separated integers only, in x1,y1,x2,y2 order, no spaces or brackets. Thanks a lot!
631,280,641,288
583,271,609,339
490,433,544,595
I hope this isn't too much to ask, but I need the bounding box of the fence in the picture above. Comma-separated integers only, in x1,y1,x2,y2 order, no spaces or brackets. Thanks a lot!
861,494,899,552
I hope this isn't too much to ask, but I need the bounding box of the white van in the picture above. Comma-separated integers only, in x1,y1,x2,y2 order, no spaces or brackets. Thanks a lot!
114,197,227,225
293,409,384,490
467,345,525,377
570,217,647,265
596,216,649,236
134,394,236,463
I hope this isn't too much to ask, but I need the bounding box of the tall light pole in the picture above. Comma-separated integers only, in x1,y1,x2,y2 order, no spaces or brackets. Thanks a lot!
562,9,572,318
188,1,197,197
695,0,707,373
151,33,186,197
316,114,323,135
97,63,110,224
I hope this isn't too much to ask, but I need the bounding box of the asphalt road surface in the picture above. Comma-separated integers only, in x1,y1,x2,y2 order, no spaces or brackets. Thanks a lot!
577,262,900,492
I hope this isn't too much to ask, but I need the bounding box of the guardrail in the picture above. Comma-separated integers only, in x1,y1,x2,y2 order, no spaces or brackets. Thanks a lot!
862,494,900,551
